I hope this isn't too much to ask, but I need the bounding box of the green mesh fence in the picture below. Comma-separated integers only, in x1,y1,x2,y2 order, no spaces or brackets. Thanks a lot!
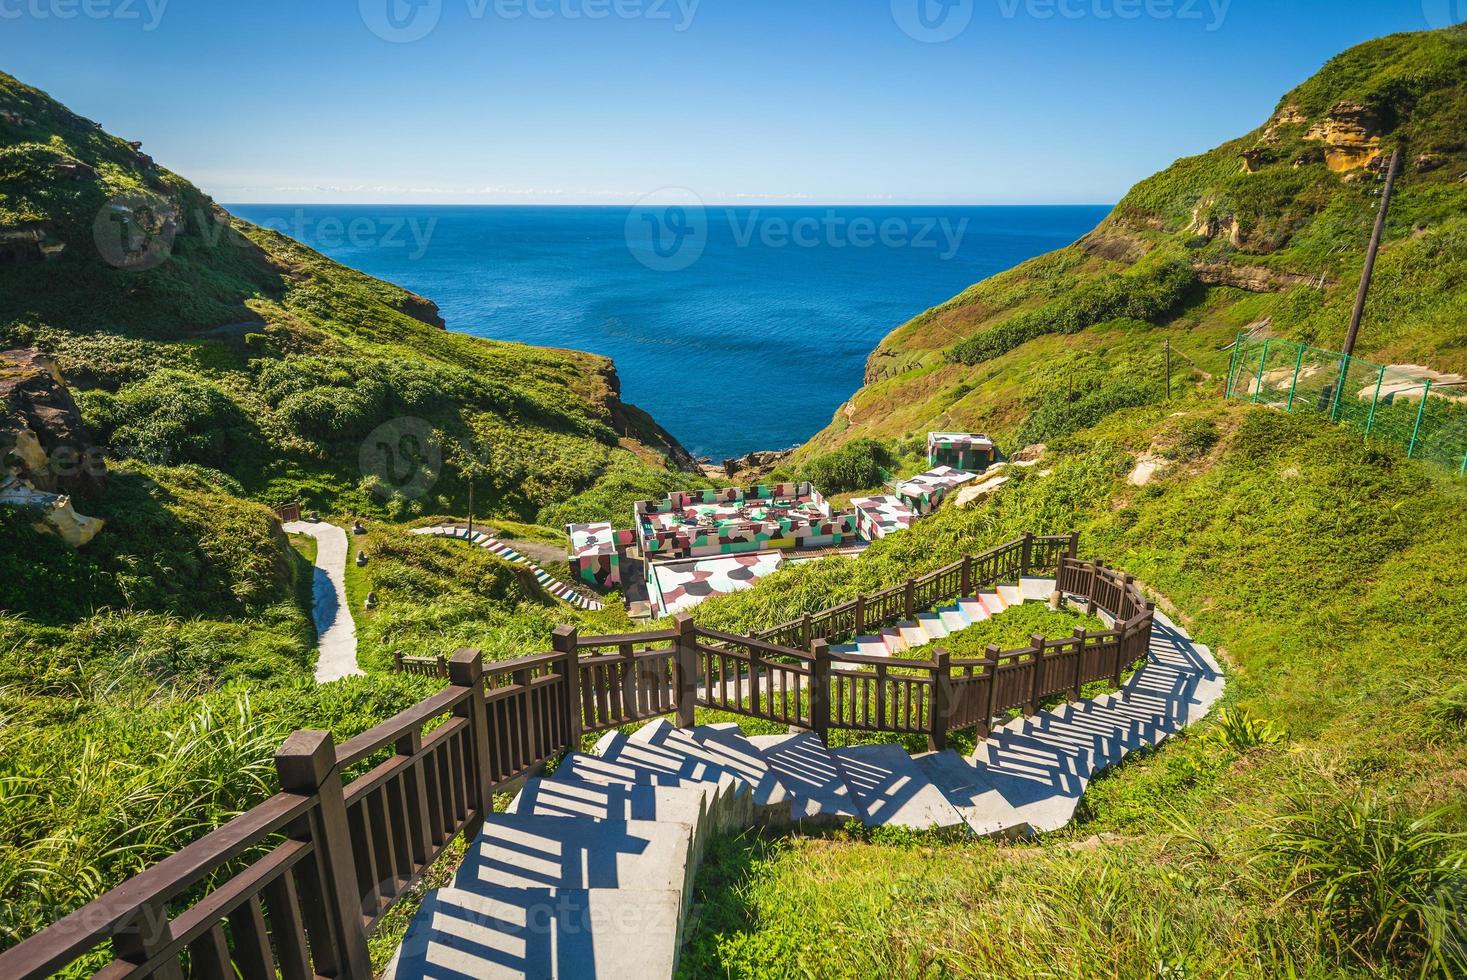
1225,333,1467,475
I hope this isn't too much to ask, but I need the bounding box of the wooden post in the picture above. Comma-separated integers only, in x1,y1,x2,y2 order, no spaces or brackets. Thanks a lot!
802,612,812,649
811,639,831,744
960,554,972,597
1021,531,1034,577
982,644,1000,735
393,650,404,673
394,729,431,868
620,642,638,723
930,649,950,752
674,614,698,729
275,730,371,980
904,578,915,620
553,625,582,744
854,594,865,634
1071,629,1087,701
449,649,491,833
1086,560,1101,617
1027,635,1045,715
875,661,888,731
112,901,183,980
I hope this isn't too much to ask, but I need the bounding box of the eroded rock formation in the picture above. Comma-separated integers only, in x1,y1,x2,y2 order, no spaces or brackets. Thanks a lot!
1,349,107,546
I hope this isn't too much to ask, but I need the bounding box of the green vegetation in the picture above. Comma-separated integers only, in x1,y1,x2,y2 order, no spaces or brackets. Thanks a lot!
683,397,1467,977
0,68,699,962
934,602,1104,658
796,438,895,495
800,24,1467,461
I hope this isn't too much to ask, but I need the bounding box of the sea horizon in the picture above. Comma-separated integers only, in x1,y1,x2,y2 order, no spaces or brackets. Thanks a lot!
229,203,1112,459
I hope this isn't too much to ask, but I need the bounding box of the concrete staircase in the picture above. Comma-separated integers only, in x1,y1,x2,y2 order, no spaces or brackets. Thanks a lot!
828,576,1054,660
387,586,1223,979
412,525,605,611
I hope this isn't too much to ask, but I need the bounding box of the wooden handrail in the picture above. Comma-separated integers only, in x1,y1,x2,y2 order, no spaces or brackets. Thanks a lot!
7,531,1157,979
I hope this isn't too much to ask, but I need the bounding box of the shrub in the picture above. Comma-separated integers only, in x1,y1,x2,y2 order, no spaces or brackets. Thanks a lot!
1259,792,1467,975
799,439,895,495
945,259,1199,366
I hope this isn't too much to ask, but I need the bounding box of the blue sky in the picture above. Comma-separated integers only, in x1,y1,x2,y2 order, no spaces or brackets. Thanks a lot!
1,1,1459,204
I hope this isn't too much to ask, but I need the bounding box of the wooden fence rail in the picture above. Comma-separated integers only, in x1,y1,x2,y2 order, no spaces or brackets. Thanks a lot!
0,533,1165,979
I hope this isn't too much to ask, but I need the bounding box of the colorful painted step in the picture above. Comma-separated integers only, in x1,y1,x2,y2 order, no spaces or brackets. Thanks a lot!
411,525,604,611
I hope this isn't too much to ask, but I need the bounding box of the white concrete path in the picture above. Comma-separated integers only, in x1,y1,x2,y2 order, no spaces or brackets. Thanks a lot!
283,521,362,683
388,580,1224,979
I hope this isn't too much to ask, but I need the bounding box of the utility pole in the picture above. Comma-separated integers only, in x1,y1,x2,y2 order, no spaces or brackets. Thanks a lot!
1164,339,1172,400
1343,147,1402,359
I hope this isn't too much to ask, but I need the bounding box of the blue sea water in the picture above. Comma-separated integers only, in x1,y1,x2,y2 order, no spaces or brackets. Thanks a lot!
227,205,1109,460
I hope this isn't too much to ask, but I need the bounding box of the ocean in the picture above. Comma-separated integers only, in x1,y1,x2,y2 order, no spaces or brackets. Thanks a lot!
227,204,1109,460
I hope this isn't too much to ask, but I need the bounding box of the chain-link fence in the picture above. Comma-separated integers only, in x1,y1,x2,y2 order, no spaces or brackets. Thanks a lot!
1226,333,1467,474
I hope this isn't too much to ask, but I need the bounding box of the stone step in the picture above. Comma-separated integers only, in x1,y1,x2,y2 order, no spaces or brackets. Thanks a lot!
955,596,989,622
976,590,1006,616
452,813,696,897
855,635,889,658
623,719,793,821
1020,576,1056,602
386,884,683,980
550,752,756,839
831,742,968,831
913,749,1028,839
937,607,970,632
896,621,929,649
747,732,862,826
997,583,1023,607
915,612,949,640
879,626,908,654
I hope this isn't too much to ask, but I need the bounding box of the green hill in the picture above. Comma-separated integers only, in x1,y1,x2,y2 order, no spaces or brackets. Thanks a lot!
0,69,699,949
800,25,1467,458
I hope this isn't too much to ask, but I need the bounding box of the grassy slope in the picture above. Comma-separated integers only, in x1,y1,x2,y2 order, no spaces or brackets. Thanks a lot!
0,71,703,956
681,28,1467,978
683,399,1467,978
801,25,1467,459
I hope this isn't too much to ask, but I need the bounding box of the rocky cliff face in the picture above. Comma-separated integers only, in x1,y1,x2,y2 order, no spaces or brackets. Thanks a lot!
1,349,106,546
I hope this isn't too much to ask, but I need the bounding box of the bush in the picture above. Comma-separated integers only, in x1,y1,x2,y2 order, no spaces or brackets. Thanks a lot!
799,439,895,495
1259,792,1467,975
945,259,1199,366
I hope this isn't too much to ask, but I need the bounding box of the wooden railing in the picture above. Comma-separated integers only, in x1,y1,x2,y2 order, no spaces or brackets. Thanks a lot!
754,532,1077,649
1,533,1163,979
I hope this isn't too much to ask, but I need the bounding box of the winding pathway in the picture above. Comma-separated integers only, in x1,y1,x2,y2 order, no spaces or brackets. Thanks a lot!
284,521,363,683
412,525,604,610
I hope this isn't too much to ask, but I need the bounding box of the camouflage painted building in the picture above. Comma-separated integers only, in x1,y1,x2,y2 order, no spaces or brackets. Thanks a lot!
850,495,916,540
568,522,635,589
927,432,996,472
895,466,979,517
633,482,858,560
